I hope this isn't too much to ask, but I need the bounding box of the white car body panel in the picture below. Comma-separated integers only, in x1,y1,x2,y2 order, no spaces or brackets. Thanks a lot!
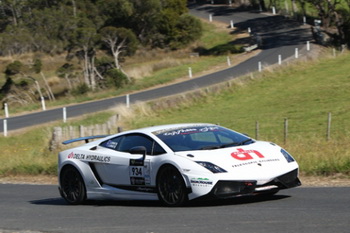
58,123,301,205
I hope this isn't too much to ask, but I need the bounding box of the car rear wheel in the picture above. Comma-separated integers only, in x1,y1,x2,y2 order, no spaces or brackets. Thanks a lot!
157,165,188,207
60,166,86,205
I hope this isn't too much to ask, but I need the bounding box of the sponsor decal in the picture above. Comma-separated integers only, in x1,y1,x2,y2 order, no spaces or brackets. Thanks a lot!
136,187,155,192
190,177,213,187
129,159,144,166
85,154,111,163
105,140,118,149
230,149,281,168
231,148,265,160
156,126,220,136
130,177,145,185
68,152,74,159
67,152,111,163
232,158,280,168
129,160,151,185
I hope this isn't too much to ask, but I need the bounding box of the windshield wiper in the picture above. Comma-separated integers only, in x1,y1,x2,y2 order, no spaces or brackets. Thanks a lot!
237,138,254,145
219,142,240,148
220,139,254,148
200,145,220,150
200,139,254,150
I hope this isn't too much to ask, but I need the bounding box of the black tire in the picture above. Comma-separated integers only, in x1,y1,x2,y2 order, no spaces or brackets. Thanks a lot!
60,166,86,205
157,165,188,207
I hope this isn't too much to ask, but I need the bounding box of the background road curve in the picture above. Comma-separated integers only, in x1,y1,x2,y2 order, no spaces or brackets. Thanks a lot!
0,4,313,133
0,184,349,233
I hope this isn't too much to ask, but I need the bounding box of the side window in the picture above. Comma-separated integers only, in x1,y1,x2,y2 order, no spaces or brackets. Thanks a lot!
117,134,166,155
100,136,122,149
152,142,166,155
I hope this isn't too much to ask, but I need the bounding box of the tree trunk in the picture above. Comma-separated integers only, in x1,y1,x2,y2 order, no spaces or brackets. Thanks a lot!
64,73,73,91
83,46,91,88
41,72,55,101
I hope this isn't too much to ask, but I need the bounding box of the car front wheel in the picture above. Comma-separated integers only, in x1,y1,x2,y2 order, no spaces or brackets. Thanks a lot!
59,166,86,205
157,165,188,207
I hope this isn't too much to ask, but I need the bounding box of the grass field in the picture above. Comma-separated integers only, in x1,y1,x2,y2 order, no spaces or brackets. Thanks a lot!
1,51,349,178
124,51,350,176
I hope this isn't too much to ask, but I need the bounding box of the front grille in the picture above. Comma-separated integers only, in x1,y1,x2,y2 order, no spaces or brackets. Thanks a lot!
261,169,301,189
211,180,257,198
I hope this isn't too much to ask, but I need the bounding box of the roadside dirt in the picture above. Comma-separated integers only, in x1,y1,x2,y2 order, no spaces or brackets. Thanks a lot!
0,174,349,187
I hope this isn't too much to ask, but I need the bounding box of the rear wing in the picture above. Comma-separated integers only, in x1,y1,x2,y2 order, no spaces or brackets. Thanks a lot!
62,135,110,145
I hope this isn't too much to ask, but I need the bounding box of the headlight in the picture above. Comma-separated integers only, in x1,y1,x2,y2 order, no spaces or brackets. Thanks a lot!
196,161,227,173
281,149,295,163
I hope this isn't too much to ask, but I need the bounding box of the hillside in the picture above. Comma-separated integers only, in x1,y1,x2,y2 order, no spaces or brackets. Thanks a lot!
123,50,350,176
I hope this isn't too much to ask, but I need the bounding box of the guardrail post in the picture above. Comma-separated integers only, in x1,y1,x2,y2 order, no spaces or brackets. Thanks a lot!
227,56,231,66
41,96,46,111
4,103,9,118
188,67,193,78
63,107,67,123
3,119,7,137
126,94,130,108
307,41,310,51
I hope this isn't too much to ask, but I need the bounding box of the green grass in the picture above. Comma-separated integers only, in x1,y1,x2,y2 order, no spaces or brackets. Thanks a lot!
125,52,350,176
0,111,115,176
1,52,350,177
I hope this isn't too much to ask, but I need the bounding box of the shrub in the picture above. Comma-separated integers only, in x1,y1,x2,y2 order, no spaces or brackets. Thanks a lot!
72,83,90,96
106,68,129,88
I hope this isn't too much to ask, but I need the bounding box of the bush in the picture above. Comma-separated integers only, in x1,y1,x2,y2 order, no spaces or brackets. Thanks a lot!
5,60,23,76
72,83,90,96
106,68,129,88
209,43,244,55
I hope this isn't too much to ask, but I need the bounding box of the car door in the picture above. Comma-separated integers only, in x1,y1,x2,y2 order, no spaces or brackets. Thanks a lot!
93,133,166,187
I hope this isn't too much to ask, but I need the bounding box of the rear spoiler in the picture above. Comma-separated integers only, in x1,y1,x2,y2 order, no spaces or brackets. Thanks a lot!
62,135,110,145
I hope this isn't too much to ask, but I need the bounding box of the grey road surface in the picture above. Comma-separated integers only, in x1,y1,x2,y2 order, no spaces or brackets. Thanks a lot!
0,4,313,133
0,184,349,233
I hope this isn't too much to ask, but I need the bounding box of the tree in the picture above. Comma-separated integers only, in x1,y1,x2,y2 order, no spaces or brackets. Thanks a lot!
173,14,202,48
71,26,100,90
128,0,162,45
96,0,133,27
298,0,347,46
100,26,138,81
56,63,75,91
33,58,55,101
4,60,22,76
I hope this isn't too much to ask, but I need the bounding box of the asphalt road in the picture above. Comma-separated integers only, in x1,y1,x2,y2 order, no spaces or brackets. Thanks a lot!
0,4,313,133
0,184,349,233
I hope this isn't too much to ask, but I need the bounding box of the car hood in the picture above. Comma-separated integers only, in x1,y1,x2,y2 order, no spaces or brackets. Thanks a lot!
175,141,294,180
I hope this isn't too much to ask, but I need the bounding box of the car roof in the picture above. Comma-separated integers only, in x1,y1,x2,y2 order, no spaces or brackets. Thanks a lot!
127,123,217,134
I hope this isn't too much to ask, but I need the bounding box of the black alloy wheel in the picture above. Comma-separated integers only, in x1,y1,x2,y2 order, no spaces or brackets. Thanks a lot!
157,165,188,207
60,166,86,205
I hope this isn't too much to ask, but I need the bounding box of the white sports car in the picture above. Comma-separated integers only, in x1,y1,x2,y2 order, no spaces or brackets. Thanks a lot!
58,123,301,206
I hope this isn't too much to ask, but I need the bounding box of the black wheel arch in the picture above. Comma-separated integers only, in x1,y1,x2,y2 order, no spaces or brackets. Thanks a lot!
156,164,188,187
59,164,87,205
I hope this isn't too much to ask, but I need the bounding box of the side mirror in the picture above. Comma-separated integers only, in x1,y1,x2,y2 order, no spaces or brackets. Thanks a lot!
129,146,147,161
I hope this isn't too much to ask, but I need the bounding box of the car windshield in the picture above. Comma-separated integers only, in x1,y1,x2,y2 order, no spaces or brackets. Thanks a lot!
154,125,253,152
